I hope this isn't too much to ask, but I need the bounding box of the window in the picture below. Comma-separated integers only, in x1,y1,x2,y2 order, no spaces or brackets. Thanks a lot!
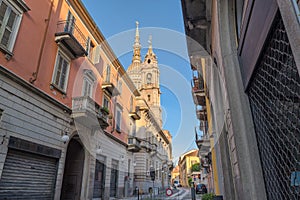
103,95,110,110
0,0,28,55
116,106,122,133
127,159,131,177
130,119,136,136
52,50,70,92
82,78,92,97
82,70,95,97
147,94,151,102
146,73,152,84
110,160,118,197
65,10,75,33
86,37,94,60
93,160,106,198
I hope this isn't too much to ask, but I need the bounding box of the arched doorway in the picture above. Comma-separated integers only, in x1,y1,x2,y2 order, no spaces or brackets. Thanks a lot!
61,136,85,200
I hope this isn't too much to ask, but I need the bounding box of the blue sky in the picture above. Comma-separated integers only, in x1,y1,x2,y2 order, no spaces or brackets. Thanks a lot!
81,0,198,161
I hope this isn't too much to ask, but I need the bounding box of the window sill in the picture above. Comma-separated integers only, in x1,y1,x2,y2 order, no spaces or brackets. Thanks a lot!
50,83,67,95
0,45,13,60
116,128,121,133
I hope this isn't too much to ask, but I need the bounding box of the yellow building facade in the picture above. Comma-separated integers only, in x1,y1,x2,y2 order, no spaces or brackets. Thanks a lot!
178,149,200,187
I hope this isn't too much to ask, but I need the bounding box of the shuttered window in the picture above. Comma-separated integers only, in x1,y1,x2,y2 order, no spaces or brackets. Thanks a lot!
52,50,70,93
82,78,92,97
82,70,95,97
0,0,24,53
116,106,122,133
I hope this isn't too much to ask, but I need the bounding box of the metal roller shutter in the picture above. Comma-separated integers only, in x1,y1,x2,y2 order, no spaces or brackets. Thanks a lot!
0,149,58,200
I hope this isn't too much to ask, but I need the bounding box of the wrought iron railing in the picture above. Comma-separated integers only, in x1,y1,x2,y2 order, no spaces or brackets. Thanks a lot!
56,20,87,50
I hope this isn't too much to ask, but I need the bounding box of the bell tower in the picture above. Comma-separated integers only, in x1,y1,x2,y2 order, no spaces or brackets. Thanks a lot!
127,23,162,127
140,35,162,127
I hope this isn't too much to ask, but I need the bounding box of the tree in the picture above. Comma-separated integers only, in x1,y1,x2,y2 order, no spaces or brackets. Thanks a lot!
191,163,200,172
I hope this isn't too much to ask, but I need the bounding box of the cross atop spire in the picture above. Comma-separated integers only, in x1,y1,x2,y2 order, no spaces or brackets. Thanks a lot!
145,34,156,60
128,21,142,71
134,21,140,48
148,35,152,49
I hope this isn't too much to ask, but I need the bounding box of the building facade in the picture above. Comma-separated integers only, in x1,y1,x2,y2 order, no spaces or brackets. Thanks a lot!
178,149,200,187
0,0,172,199
182,0,300,200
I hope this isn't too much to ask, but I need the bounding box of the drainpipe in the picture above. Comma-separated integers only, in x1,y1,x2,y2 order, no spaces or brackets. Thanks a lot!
29,0,53,84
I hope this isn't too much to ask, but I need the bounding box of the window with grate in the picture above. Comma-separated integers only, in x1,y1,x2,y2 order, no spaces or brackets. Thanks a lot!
247,13,300,200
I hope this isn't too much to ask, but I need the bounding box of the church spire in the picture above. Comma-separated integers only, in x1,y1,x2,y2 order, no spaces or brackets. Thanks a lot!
144,35,157,63
132,21,141,64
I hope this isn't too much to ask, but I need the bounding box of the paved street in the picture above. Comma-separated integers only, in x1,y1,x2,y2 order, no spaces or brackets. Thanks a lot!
120,187,203,200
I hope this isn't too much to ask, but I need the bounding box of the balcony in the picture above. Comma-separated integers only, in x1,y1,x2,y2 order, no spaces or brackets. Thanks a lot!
101,74,120,97
136,97,149,111
151,143,157,154
55,20,87,59
127,137,141,152
196,133,210,156
196,107,207,121
140,140,152,152
201,157,211,168
72,96,109,129
200,121,208,133
192,76,206,106
129,106,141,120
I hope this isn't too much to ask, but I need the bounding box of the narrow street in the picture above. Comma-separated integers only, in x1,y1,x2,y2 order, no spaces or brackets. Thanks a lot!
0,0,299,200
120,187,203,200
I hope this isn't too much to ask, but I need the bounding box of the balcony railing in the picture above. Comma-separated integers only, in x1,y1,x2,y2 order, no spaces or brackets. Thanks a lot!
55,20,87,58
196,107,207,121
192,76,206,106
195,133,210,156
151,143,157,154
140,140,152,152
72,96,109,129
127,137,141,152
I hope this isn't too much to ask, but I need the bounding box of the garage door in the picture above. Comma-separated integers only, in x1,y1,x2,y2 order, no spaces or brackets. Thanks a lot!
0,149,58,200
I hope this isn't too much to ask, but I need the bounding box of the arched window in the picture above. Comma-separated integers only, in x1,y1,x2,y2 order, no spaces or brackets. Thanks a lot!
146,73,152,84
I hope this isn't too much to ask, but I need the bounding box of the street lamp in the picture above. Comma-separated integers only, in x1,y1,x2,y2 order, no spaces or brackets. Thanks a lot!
61,127,70,144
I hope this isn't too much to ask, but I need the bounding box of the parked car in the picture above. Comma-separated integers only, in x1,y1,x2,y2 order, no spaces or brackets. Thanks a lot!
196,183,208,194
